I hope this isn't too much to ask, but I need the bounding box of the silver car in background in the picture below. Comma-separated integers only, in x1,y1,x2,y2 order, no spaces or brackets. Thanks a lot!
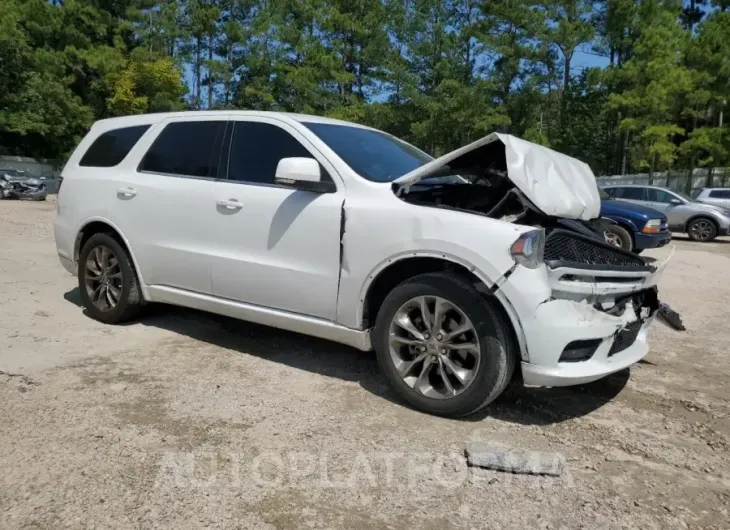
602,184,730,242
694,188,730,210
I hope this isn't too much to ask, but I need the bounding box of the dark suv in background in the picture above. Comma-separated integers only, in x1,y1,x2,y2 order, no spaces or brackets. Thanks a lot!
599,188,670,253
602,184,730,242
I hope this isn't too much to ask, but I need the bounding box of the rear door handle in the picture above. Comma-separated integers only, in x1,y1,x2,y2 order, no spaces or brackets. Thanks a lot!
117,187,137,198
217,199,243,210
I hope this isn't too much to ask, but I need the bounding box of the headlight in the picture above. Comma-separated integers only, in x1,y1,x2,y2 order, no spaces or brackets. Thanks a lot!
641,219,663,234
510,229,545,269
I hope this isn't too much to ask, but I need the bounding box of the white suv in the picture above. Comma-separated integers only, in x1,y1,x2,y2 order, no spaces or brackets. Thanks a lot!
55,111,669,417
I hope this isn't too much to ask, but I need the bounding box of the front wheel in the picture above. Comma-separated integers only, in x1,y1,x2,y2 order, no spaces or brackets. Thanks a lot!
687,217,718,242
604,225,633,251
373,272,516,418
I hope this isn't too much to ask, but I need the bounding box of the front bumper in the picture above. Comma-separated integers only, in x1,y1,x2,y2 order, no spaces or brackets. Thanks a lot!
496,245,671,388
634,230,671,250
521,312,654,387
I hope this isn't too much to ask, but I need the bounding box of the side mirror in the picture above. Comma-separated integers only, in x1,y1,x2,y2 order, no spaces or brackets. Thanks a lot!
275,157,335,193
669,198,682,205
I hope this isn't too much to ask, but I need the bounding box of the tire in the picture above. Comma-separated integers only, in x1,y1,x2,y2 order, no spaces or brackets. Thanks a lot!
603,224,633,251
373,272,516,418
78,232,143,323
632,248,644,255
687,217,718,242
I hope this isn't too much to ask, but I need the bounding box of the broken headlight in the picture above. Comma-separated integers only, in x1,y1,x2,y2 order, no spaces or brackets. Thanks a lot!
510,229,545,269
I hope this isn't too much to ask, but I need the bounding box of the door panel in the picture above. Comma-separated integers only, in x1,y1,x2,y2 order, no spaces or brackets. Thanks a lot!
108,117,228,294
646,188,687,228
209,119,343,320
210,183,343,319
108,173,216,292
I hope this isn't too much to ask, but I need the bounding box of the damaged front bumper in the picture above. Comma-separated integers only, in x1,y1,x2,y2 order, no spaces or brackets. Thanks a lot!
497,239,672,388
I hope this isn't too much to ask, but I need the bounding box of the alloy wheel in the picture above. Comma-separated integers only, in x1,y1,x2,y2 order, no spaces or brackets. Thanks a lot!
604,230,622,248
690,220,713,241
388,296,481,399
84,245,123,312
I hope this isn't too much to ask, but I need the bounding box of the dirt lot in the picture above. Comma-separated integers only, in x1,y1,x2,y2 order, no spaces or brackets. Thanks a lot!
1,197,729,529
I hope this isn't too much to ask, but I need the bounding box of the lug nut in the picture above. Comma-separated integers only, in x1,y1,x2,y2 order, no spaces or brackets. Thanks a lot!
440,348,447,354
424,333,430,339
420,346,427,352
436,333,443,340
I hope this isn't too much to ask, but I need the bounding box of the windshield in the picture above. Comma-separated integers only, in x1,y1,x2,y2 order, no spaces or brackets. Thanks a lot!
674,190,693,202
598,187,611,200
302,122,432,182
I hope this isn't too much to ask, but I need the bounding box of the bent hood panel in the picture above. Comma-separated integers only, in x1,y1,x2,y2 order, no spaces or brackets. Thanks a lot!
393,133,601,221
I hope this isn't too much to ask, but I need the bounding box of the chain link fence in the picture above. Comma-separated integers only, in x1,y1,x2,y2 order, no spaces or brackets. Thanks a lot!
596,167,730,197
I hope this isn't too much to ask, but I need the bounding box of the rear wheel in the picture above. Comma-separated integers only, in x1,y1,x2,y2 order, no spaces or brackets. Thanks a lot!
687,217,717,242
78,233,143,323
373,272,516,417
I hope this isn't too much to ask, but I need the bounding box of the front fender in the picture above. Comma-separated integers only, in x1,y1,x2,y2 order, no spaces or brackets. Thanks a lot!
602,214,639,233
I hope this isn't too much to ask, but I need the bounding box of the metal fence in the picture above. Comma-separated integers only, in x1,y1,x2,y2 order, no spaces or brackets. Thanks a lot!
0,155,59,176
596,167,730,197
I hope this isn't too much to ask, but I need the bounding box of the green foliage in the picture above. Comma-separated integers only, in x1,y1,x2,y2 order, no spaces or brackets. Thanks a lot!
106,54,187,116
1,0,729,175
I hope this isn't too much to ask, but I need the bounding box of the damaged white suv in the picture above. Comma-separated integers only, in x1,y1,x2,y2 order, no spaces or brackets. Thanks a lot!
55,111,670,417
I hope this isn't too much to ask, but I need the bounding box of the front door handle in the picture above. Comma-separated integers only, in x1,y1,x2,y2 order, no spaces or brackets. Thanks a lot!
217,198,243,210
117,187,137,198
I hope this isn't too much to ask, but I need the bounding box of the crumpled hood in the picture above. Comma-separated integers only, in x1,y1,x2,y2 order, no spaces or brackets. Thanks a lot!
393,133,601,220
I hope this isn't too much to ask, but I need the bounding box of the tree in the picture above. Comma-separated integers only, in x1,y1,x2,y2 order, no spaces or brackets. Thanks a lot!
605,1,692,177
541,0,595,127
106,52,187,115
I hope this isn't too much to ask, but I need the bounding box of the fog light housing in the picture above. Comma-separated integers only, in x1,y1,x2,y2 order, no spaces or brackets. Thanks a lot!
559,339,601,363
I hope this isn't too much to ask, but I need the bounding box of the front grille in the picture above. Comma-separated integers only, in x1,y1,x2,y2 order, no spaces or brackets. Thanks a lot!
544,230,648,269
608,320,643,356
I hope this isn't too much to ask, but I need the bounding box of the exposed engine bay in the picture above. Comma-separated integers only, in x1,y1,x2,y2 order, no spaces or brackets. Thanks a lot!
394,138,616,253
391,135,679,344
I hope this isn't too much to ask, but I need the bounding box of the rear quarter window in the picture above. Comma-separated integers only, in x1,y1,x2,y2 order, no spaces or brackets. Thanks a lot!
709,190,730,199
79,125,150,167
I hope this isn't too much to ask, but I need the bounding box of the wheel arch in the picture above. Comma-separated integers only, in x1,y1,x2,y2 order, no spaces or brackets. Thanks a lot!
683,214,718,233
604,216,638,240
74,218,150,300
359,254,526,361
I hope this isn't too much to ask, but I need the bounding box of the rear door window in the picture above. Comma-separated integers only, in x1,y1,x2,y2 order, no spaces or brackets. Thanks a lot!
79,125,150,167
139,121,227,178
620,187,646,200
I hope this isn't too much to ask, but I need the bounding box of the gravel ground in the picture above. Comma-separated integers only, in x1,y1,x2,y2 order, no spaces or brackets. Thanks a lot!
1,197,729,529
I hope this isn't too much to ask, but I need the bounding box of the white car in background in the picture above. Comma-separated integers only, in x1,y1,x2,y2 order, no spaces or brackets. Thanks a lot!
694,187,730,210
55,111,669,417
